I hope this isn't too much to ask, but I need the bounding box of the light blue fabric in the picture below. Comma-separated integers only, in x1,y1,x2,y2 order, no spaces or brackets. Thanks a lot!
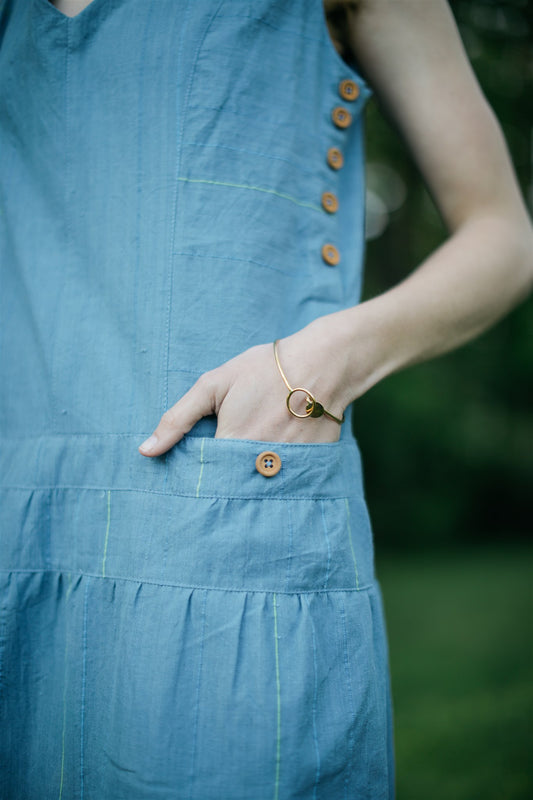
0,0,395,797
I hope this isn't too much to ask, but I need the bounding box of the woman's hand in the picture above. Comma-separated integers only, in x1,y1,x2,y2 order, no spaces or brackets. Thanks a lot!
138,316,354,457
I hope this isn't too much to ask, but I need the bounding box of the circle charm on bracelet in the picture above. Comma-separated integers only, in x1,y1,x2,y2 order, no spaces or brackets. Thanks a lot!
286,388,325,419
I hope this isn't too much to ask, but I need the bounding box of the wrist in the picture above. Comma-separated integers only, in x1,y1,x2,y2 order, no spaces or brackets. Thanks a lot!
300,301,402,407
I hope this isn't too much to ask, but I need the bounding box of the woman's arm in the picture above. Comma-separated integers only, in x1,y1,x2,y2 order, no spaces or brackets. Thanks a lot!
318,0,533,404
139,0,532,456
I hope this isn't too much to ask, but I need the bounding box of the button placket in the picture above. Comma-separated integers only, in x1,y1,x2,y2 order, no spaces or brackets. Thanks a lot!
321,78,360,268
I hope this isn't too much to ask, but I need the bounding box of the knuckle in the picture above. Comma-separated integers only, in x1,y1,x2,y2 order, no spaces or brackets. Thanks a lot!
196,370,214,389
160,408,179,429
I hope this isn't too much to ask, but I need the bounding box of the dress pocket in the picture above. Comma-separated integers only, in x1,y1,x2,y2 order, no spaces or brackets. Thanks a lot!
185,433,355,500
161,433,376,592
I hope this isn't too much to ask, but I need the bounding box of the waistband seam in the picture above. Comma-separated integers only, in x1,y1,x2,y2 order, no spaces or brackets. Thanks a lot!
0,484,361,502
0,568,375,596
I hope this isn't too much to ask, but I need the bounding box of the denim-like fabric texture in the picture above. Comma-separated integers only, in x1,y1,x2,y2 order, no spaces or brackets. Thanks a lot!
0,0,395,797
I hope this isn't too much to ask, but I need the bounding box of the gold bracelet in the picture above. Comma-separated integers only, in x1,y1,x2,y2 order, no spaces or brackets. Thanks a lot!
273,339,345,425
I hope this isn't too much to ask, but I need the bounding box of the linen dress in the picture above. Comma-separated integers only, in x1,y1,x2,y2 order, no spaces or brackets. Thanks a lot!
0,0,395,797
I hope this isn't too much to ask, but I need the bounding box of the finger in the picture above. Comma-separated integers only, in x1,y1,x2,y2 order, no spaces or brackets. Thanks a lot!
138,373,218,456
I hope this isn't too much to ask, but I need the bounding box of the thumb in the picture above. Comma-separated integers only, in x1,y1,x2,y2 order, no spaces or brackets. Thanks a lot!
138,372,219,457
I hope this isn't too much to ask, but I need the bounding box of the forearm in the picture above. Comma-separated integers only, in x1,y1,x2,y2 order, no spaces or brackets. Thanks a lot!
314,213,533,408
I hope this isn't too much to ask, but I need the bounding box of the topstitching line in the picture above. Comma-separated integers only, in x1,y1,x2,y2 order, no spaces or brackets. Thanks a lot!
176,176,323,212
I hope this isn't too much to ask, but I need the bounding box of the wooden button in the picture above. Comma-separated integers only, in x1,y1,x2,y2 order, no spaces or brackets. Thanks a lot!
321,244,340,266
255,451,282,477
339,79,360,101
331,106,352,129
327,147,344,170
321,191,339,214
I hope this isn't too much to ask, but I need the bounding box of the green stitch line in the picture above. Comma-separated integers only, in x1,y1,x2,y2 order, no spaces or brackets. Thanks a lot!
344,497,360,589
195,438,205,498
101,491,111,578
65,571,75,602
273,593,281,800
58,575,72,800
177,176,322,212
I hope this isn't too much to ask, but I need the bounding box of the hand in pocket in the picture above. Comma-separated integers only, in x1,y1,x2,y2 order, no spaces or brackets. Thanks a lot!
138,319,352,457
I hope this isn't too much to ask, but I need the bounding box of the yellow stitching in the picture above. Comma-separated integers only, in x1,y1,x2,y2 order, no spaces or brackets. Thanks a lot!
273,593,281,800
177,176,322,212
58,575,72,800
101,491,111,578
344,497,359,589
195,438,205,498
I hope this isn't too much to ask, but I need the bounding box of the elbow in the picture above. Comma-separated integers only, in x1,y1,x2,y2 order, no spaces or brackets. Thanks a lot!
478,210,533,308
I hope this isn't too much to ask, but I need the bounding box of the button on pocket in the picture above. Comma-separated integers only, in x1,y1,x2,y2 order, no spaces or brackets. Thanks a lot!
255,451,282,477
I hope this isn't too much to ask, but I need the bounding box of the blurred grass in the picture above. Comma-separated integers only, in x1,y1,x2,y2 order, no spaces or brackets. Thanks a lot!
376,544,532,800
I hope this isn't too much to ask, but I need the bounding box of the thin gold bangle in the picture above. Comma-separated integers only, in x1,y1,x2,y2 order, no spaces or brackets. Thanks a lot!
273,339,345,425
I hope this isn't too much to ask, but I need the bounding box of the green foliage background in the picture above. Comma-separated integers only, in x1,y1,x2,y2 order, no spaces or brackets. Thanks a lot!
356,0,533,550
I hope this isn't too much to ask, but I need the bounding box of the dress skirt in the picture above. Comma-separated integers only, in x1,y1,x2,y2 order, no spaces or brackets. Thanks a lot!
0,432,394,799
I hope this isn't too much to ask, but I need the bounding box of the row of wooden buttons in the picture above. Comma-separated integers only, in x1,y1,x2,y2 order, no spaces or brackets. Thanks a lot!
321,79,360,267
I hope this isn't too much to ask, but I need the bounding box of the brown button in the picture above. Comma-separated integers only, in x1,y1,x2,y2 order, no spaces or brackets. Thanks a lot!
321,244,340,266
255,451,282,477
321,191,339,214
327,147,344,170
339,79,360,102
331,106,352,129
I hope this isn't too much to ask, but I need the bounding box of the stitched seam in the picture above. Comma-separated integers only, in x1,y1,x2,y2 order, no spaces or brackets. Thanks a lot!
164,0,225,419
272,593,281,800
195,438,205,497
304,595,321,799
284,501,294,591
0,433,157,438
0,434,354,448
177,176,323,212
101,491,111,577
58,572,72,800
162,5,188,419
320,499,332,590
80,577,90,800
188,588,208,799
339,596,357,798
126,8,152,431
0,485,360,501
0,569,374,596
344,497,360,589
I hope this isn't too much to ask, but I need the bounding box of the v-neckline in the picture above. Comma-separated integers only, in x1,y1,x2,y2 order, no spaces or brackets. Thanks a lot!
38,0,101,21
50,0,95,18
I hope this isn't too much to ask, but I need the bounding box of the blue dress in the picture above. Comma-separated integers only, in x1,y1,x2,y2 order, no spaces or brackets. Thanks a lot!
0,0,395,796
